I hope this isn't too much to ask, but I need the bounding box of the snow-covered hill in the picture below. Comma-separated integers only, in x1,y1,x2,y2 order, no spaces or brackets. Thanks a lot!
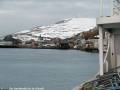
13,18,96,41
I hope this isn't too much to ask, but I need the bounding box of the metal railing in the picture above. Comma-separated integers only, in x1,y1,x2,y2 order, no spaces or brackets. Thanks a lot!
82,70,120,90
100,0,120,16
113,0,120,15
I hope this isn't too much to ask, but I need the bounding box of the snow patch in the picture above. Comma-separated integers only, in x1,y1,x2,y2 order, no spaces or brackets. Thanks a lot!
14,18,96,41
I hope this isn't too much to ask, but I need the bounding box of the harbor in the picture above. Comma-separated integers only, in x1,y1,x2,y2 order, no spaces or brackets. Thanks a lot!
0,0,120,90
0,49,99,90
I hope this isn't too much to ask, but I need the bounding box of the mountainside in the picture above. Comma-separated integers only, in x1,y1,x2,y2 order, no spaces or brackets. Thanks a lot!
13,18,96,41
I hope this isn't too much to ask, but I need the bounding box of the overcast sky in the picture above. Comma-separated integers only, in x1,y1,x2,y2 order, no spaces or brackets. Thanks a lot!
0,0,111,35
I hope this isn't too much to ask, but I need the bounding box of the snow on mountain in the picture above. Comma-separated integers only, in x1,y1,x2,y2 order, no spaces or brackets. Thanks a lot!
15,30,30,34
13,18,96,41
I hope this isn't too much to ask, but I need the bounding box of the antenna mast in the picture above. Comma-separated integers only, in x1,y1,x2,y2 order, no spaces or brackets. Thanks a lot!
100,0,103,17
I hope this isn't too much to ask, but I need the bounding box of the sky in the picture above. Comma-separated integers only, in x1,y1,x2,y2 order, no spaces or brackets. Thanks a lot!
0,0,111,35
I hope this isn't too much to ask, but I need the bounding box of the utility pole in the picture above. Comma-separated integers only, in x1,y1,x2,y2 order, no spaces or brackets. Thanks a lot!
111,0,113,16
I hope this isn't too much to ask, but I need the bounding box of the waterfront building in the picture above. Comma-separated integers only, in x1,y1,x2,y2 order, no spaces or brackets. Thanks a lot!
0,41,13,46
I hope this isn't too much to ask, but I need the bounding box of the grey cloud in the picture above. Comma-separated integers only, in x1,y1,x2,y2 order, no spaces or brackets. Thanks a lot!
0,0,110,35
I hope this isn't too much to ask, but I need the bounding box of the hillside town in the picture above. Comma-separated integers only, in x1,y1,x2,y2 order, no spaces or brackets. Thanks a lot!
0,18,100,52
0,27,99,52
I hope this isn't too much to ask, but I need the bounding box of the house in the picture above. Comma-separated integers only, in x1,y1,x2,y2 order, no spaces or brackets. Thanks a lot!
85,38,98,49
0,41,13,46
0,41,13,48
13,34,39,45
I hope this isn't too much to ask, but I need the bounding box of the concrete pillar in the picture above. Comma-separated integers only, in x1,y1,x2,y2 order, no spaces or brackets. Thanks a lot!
99,26,104,75
110,32,116,69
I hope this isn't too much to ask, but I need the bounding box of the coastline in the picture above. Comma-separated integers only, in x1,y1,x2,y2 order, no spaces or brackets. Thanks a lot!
0,46,99,53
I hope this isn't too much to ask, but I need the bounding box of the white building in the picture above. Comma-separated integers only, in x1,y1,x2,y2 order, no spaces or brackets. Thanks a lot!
0,41,13,46
13,34,39,43
97,0,120,75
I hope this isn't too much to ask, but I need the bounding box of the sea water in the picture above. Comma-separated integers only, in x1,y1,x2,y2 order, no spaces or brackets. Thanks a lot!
0,49,99,90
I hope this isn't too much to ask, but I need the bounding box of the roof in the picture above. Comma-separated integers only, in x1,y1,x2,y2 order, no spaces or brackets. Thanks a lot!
97,16,120,28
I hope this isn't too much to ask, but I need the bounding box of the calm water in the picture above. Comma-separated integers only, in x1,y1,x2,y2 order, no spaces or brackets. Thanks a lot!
0,49,99,90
